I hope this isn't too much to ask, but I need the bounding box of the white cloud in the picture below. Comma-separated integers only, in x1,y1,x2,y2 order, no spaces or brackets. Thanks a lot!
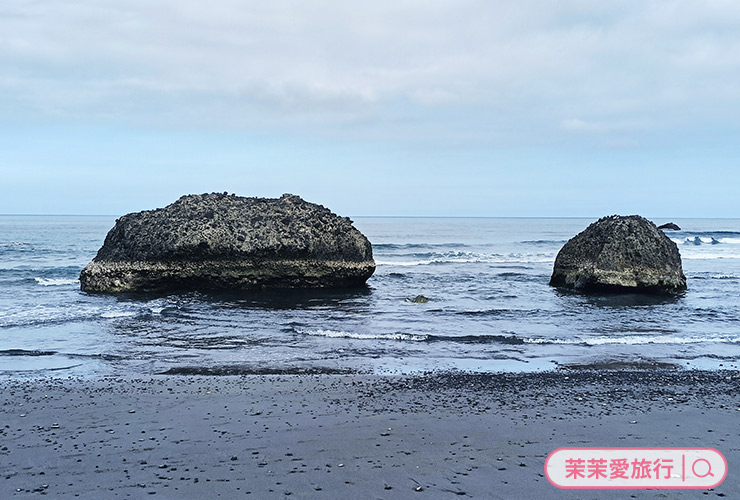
2,0,740,138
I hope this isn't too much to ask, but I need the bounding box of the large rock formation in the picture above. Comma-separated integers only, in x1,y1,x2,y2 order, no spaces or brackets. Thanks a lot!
549,215,686,294
80,193,375,293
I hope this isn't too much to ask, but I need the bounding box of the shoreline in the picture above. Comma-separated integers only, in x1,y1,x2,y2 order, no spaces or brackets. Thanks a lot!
1,370,738,499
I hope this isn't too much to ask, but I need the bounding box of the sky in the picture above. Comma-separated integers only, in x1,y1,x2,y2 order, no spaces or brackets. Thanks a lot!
1,0,739,217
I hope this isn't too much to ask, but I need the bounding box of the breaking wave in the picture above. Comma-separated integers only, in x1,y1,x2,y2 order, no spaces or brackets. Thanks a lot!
295,328,524,345
376,251,554,266
35,277,79,286
525,334,740,346
296,328,428,342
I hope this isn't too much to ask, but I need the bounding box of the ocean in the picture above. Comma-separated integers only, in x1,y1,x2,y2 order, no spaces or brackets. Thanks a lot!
1,215,739,377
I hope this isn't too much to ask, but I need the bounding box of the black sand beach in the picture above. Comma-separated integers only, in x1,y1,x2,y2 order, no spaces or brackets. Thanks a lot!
1,370,738,499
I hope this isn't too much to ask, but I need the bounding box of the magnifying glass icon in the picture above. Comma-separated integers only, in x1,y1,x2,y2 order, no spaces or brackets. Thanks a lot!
692,458,714,478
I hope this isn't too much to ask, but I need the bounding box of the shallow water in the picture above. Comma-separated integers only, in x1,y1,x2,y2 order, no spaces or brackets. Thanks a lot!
1,215,740,377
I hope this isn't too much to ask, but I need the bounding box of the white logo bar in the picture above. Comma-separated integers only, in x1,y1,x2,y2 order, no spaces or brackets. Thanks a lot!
545,447,727,489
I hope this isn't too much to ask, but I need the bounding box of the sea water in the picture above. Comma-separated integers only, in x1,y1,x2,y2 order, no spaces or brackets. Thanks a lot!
1,215,739,377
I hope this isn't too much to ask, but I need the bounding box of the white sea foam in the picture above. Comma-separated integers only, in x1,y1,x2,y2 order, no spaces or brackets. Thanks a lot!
682,253,740,260
376,251,554,266
144,299,169,315
375,260,430,267
0,304,103,328
525,335,739,346
681,236,718,244
100,311,137,319
34,277,79,286
678,235,740,245
297,328,428,342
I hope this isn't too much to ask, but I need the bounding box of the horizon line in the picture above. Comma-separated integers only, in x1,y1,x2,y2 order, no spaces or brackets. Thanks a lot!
1,213,739,220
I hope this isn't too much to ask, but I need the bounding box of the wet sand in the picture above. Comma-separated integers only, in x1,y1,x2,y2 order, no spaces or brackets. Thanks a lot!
1,370,739,499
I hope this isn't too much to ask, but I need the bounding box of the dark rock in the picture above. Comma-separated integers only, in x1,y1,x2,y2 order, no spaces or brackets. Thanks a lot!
80,193,375,293
657,222,681,231
549,215,686,294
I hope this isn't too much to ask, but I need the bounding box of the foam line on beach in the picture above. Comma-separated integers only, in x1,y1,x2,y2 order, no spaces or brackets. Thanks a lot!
295,328,525,345
158,366,358,375
525,334,740,346
296,327,739,347
296,328,428,342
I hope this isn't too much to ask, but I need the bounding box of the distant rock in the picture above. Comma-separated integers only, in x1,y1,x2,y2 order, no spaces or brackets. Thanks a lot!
657,222,681,231
407,295,430,303
549,215,686,294
80,193,375,293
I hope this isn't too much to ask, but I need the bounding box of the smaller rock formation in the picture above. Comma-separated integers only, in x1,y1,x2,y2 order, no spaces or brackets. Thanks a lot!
407,295,430,303
550,215,686,294
657,222,681,231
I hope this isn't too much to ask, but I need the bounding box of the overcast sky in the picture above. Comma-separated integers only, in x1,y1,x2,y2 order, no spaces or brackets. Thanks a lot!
1,1,739,216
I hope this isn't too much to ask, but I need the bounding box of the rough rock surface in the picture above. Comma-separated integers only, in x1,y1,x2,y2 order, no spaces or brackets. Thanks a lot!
550,215,686,293
80,193,375,293
657,222,681,231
